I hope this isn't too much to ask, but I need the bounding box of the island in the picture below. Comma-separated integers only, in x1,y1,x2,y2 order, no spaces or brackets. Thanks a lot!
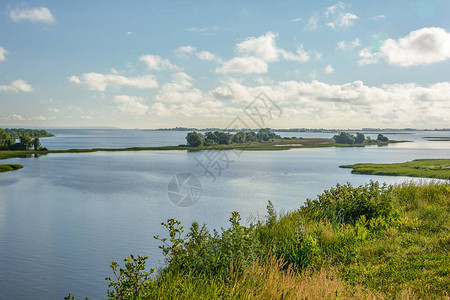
341,159,450,180
0,128,52,172
0,128,409,173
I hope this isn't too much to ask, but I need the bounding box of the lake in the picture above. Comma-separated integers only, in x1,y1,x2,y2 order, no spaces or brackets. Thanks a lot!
0,130,449,299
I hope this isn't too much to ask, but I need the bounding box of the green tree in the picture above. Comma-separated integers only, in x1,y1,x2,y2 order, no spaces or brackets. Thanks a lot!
246,131,258,142
333,132,356,144
377,134,388,142
19,136,33,150
204,132,218,145
256,128,280,141
32,138,41,150
232,131,247,144
215,131,232,145
355,132,365,144
186,132,205,147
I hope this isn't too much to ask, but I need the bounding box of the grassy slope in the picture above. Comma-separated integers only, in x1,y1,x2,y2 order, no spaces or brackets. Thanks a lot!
341,159,450,180
92,181,449,300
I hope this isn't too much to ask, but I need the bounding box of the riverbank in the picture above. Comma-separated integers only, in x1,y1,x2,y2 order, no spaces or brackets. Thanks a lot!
341,159,450,180
76,181,449,299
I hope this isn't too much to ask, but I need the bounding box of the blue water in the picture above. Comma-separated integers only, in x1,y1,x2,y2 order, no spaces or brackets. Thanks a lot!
0,130,449,299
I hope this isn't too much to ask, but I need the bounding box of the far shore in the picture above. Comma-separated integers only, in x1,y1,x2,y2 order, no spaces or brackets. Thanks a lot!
0,137,409,173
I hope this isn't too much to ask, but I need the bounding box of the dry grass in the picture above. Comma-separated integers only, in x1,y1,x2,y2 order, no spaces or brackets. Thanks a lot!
228,255,379,300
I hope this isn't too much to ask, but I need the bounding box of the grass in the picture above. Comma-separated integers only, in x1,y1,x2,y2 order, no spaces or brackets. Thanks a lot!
341,159,450,180
0,164,23,173
66,181,450,299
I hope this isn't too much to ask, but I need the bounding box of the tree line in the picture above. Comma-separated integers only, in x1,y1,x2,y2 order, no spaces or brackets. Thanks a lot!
185,128,282,147
0,128,51,151
333,132,389,145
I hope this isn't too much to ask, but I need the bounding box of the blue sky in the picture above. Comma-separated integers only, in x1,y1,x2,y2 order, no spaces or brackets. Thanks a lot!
1,0,449,129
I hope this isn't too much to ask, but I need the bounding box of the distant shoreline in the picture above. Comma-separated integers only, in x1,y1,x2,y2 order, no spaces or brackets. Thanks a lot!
0,138,409,173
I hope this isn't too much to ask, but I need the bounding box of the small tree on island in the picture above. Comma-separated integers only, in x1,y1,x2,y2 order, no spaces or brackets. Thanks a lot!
333,132,356,144
355,132,366,144
186,132,204,147
377,134,388,142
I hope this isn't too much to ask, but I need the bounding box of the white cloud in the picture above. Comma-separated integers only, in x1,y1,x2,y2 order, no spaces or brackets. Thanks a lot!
185,26,218,35
126,32,133,36
114,95,149,116
216,32,312,74
325,65,335,74
29,115,47,121
139,55,178,70
290,17,302,22
337,38,361,50
303,14,320,31
69,73,158,91
9,114,25,121
237,32,280,62
10,7,55,24
216,57,268,74
155,72,205,103
279,46,310,62
381,27,450,67
325,2,358,30
0,80,33,92
175,45,196,57
358,27,450,67
204,79,450,128
0,47,7,61
68,76,81,84
358,48,383,65
369,15,385,21
196,50,218,61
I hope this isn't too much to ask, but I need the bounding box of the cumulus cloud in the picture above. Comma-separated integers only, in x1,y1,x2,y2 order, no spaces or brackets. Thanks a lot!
155,72,205,103
175,45,196,57
205,79,450,128
114,95,149,116
381,27,450,67
0,80,33,92
10,7,55,24
236,32,311,63
0,47,7,61
290,17,302,22
196,50,220,61
139,55,178,70
216,57,268,74
237,32,280,62
359,27,450,67
69,73,158,91
216,32,311,74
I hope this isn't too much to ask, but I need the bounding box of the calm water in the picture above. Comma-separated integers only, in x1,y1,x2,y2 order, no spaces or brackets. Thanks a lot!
0,130,449,299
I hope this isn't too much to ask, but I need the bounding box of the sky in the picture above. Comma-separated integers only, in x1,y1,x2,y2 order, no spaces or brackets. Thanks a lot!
0,0,449,129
